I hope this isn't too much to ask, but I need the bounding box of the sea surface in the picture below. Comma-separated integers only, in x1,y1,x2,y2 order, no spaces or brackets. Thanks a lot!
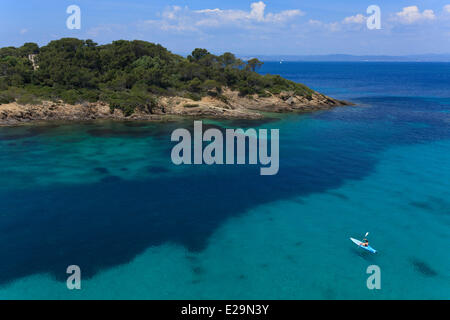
0,62,449,299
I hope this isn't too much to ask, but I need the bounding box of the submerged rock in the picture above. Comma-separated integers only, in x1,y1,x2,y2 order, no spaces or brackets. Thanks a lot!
410,258,438,277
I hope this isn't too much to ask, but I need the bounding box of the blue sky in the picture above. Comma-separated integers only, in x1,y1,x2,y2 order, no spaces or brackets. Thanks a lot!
1,0,450,55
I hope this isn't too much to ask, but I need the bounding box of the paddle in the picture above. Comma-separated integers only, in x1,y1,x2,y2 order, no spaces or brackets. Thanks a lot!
361,232,369,247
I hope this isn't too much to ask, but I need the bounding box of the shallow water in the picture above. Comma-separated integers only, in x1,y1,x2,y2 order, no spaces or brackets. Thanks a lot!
0,62,449,299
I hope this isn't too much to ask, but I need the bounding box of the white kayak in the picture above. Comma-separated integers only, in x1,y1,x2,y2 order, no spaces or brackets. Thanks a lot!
350,237,377,253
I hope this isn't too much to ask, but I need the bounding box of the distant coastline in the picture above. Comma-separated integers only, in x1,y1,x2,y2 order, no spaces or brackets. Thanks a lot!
248,54,450,63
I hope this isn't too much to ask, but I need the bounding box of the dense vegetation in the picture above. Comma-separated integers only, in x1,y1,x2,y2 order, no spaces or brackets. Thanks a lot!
0,38,314,115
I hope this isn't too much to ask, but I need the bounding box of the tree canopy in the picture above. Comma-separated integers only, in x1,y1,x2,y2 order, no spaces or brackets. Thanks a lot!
0,38,315,115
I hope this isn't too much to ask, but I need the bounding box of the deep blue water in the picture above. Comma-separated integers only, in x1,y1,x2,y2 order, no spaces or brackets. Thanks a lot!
0,62,449,299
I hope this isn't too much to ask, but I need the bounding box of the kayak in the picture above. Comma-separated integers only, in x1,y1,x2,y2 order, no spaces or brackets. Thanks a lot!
350,237,377,253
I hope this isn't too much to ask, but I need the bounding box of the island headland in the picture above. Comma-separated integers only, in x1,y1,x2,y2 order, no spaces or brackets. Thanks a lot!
0,38,350,125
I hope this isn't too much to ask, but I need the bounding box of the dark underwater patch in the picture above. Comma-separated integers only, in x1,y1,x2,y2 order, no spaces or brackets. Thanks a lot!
292,198,305,204
294,241,303,247
146,166,170,174
0,132,39,141
100,176,122,183
352,248,376,262
410,201,433,211
327,191,349,200
122,122,150,128
226,117,279,128
20,140,40,147
427,196,450,214
185,255,199,263
410,258,438,277
286,255,297,264
410,197,449,215
192,266,206,276
26,124,61,135
86,122,182,140
94,167,110,174
0,124,60,141
87,128,152,138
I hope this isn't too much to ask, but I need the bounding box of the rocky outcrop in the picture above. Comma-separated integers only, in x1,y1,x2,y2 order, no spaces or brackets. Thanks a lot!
219,89,350,113
28,54,39,71
0,89,351,126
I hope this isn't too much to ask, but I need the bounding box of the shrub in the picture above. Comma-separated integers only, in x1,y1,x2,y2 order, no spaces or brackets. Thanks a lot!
258,92,272,98
185,92,202,101
188,78,202,92
217,95,229,104
202,79,221,91
59,89,80,105
17,93,41,105
107,90,159,116
0,91,15,104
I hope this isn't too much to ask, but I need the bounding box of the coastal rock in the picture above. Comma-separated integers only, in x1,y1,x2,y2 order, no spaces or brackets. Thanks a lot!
0,88,351,126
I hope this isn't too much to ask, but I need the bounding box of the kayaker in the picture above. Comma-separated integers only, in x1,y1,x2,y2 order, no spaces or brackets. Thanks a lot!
362,238,369,247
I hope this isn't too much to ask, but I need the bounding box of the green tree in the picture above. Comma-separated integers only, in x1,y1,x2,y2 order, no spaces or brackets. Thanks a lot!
19,43,40,56
246,58,264,72
189,48,210,62
219,52,236,67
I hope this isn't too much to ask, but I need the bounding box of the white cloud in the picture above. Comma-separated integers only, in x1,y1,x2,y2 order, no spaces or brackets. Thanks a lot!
308,13,366,32
249,1,266,21
307,19,342,32
266,9,304,23
328,22,341,32
195,1,303,24
143,1,303,33
343,14,366,24
82,3,450,55
142,6,199,32
20,28,28,35
308,19,323,26
162,5,182,20
395,6,435,24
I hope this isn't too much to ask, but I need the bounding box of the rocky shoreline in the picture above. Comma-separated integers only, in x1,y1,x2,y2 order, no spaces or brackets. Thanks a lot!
0,88,351,126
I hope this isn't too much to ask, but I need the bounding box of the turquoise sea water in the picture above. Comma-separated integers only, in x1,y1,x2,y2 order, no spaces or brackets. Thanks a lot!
0,62,449,299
